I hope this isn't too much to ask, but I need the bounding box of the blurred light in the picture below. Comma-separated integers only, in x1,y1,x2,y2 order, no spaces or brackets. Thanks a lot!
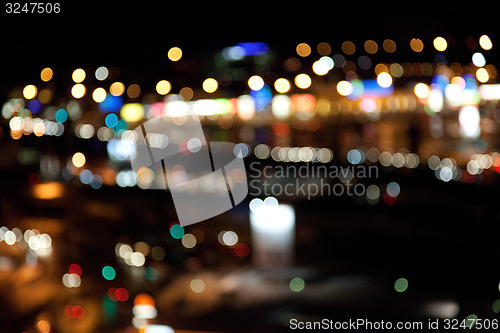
237,95,255,120
71,84,86,99
145,325,175,333
40,67,53,82
72,152,86,168
459,105,481,138
364,40,378,54
479,84,500,100
167,47,182,61
72,68,86,83
92,87,107,103
294,73,311,89
151,246,165,261
127,84,141,98
55,108,68,123
394,278,408,292
274,122,289,137
366,184,380,201
116,288,129,302
383,39,396,53
472,52,486,67
341,41,356,55
36,320,51,333
337,80,353,96
274,78,291,93
223,46,246,60
120,103,144,122
479,35,493,50
156,80,172,95
433,37,447,51
179,87,194,101
181,233,197,249
376,72,392,88
317,42,331,55
414,83,430,99
248,75,264,91
410,38,424,52
202,78,218,93
190,278,205,293
272,95,291,118
95,66,109,80
312,60,329,75
23,85,37,99
130,252,146,266
102,266,116,280
33,182,64,199
221,231,238,246
476,68,489,83
107,139,136,161
296,43,311,57
170,224,184,239
110,82,125,96
290,277,305,292
237,42,269,55
386,182,400,197
62,273,81,288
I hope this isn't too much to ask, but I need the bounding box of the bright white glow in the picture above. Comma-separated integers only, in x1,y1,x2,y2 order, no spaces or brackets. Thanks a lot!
130,252,146,267
222,231,238,246
237,95,255,120
192,99,218,116
312,59,329,75
145,325,175,333
250,202,295,234
472,52,486,67
414,83,430,99
248,75,264,91
133,304,157,319
459,105,481,138
479,84,500,100
428,88,444,112
271,95,291,119
377,72,392,88
165,100,190,117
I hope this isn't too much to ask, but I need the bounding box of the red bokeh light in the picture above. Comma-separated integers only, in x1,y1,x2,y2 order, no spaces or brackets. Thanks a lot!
69,263,82,277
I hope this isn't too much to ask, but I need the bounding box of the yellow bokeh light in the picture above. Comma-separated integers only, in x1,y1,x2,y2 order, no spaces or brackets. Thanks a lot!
72,152,86,168
479,35,493,50
317,42,331,55
33,182,64,200
336,80,353,96
168,47,183,61
120,103,145,122
92,87,107,103
72,68,86,83
294,73,311,89
296,43,311,57
40,67,53,82
377,72,393,88
248,75,265,91
476,68,489,83
23,85,38,99
341,41,356,55
274,78,291,93
110,82,125,96
202,78,218,93
414,83,430,98
71,84,86,99
410,38,424,52
156,80,172,95
433,37,447,52
312,60,329,75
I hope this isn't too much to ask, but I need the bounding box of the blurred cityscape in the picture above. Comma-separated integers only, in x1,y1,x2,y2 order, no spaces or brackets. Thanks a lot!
1,4,500,333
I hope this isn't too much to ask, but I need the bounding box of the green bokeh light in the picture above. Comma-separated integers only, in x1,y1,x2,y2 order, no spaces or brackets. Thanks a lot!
290,277,305,292
170,224,185,239
394,277,408,292
102,265,116,281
